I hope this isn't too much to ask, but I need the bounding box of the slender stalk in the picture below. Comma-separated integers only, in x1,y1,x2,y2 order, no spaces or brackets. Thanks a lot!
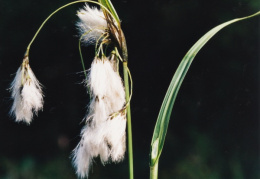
123,61,134,179
150,161,158,179
25,0,115,55
78,35,87,78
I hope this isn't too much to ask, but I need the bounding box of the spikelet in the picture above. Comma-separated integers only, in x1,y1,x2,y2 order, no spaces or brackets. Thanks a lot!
10,57,43,124
77,3,107,45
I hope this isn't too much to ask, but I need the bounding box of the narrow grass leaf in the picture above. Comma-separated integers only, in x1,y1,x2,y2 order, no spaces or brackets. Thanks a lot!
150,11,260,167
98,0,120,24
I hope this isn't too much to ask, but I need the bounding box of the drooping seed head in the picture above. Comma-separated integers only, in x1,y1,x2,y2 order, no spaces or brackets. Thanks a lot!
10,56,44,124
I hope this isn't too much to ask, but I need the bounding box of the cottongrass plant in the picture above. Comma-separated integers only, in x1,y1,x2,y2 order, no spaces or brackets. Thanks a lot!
10,56,43,124
8,0,259,178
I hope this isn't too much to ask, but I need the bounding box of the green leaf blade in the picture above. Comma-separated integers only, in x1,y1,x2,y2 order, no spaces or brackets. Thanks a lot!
150,11,260,167
98,0,120,24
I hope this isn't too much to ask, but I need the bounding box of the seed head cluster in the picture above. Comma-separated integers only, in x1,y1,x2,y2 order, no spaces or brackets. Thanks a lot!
72,4,127,178
72,57,126,178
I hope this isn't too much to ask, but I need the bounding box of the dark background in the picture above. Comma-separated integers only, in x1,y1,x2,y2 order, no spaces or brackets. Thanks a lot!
0,0,259,178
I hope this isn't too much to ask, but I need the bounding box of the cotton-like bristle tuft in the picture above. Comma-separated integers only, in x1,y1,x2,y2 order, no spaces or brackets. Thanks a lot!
72,124,110,178
72,126,95,179
88,58,125,110
77,3,107,45
10,60,43,124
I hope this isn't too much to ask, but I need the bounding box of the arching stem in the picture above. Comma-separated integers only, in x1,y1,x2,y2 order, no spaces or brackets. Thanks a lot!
25,0,115,56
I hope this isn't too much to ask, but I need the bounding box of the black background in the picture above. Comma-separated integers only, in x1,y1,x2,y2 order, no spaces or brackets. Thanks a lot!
0,0,259,178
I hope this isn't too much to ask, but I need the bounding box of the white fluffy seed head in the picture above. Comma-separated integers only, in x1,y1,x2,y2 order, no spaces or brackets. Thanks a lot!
85,57,126,126
72,111,127,178
95,112,127,162
72,124,110,178
10,60,43,124
77,3,107,45
88,57,125,109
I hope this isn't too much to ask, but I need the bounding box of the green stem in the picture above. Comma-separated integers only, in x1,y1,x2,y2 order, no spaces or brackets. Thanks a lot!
150,161,159,179
25,0,115,55
123,61,134,179
78,36,87,78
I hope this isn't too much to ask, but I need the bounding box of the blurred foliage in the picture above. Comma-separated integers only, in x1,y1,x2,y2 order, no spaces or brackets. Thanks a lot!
0,155,75,179
160,131,246,179
0,131,255,178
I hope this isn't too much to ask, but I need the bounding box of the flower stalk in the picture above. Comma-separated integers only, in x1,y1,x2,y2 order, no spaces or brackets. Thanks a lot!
123,61,134,179
25,0,113,58
99,1,133,178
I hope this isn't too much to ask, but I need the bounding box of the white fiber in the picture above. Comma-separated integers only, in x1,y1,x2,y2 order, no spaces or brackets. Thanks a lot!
77,4,107,45
10,61,43,124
